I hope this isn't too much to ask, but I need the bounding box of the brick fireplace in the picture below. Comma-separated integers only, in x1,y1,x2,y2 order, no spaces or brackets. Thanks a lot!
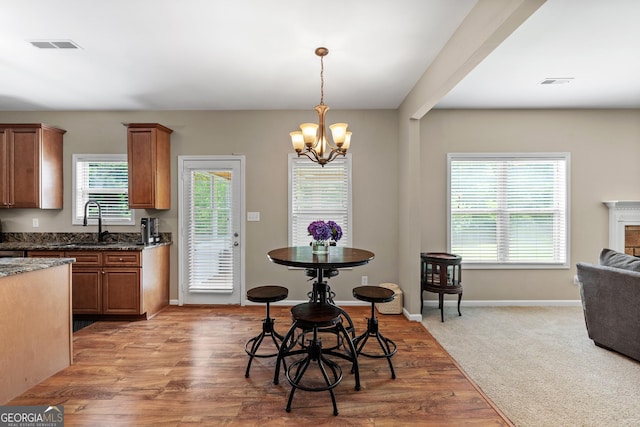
604,201,640,254
625,225,640,255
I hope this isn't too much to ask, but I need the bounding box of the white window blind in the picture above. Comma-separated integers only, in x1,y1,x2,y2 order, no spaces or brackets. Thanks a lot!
448,153,569,268
289,154,352,247
188,170,234,291
72,154,134,225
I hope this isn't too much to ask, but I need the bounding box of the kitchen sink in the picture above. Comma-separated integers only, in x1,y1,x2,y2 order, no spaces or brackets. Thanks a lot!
51,242,123,248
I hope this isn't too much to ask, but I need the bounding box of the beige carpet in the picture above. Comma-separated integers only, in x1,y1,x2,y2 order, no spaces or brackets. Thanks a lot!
422,306,640,427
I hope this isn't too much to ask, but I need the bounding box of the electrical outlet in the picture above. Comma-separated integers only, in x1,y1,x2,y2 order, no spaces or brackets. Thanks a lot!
361,275,368,285
32,218,39,228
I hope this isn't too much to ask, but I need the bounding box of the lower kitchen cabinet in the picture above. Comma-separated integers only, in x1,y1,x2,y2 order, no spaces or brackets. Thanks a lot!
72,268,102,314
27,245,169,318
102,268,140,314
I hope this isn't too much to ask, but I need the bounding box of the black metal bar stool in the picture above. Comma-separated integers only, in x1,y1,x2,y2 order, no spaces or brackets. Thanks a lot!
274,302,360,416
420,252,463,322
244,285,288,378
352,286,398,379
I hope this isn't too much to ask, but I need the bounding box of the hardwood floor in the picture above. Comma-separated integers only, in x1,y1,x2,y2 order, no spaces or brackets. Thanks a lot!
8,305,512,426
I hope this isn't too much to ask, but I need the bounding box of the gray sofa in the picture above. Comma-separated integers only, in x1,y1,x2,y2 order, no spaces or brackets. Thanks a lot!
576,248,640,362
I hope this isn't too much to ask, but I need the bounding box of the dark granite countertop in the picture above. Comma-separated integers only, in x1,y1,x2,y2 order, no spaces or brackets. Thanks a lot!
0,241,170,251
0,232,172,252
0,257,75,278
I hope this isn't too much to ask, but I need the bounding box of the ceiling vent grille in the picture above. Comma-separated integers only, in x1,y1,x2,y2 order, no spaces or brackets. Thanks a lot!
540,78,574,85
28,40,81,49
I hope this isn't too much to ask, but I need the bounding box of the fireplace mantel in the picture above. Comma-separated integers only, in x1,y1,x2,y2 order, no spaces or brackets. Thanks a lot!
604,201,640,252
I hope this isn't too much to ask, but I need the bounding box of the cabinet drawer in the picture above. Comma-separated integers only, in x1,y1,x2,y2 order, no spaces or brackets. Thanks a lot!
103,251,141,267
27,250,64,258
65,251,102,266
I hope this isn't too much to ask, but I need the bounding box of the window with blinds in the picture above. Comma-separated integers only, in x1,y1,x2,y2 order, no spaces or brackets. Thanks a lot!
187,170,234,291
72,154,134,225
448,153,569,268
289,154,352,247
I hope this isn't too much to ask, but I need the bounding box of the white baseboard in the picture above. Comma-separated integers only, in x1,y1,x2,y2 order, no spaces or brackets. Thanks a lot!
170,299,370,307
169,298,582,325
423,299,582,308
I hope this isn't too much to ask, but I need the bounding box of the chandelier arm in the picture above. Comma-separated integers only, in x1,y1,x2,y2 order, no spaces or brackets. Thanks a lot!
325,147,346,164
298,149,321,164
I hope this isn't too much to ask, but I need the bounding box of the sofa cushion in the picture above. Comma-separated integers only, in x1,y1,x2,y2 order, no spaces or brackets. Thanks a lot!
599,248,640,272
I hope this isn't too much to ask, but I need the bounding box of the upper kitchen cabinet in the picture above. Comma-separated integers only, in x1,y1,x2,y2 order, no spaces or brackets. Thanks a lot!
126,123,172,210
0,123,65,209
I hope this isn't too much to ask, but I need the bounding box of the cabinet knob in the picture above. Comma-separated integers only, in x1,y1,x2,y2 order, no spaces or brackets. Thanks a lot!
119,257,124,261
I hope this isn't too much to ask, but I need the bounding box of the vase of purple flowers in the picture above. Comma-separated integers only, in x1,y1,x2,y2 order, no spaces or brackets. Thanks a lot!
308,220,342,254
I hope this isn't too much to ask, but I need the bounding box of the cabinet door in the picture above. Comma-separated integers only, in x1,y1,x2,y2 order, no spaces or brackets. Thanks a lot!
0,129,10,207
102,268,141,314
10,128,41,208
72,268,102,314
127,127,155,208
127,124,171,209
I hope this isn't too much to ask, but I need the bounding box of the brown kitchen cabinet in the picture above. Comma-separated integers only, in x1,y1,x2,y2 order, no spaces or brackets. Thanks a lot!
27,246,169,318
102,251,141,315
0,123,65,209
68,251,105,315
28,250,104,314
126,123,172,209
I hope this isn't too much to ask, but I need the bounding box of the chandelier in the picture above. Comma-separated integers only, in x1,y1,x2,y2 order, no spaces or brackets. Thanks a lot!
290,47,351,167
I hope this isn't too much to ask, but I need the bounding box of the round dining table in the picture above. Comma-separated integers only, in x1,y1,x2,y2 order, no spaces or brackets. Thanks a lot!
267,246,375,303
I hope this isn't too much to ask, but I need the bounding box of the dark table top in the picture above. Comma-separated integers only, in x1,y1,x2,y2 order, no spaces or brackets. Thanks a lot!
268,246,375,269
420,252,462,262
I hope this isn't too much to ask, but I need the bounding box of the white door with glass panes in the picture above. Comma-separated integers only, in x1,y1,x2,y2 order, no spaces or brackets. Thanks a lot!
178,156,244,305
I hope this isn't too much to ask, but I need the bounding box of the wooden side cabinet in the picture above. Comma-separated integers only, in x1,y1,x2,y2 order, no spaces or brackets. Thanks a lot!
28,246,169,318
0,123,65,209
126,123,172,209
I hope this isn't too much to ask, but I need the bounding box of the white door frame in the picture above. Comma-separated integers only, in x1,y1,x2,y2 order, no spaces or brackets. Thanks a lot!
177,155,246,305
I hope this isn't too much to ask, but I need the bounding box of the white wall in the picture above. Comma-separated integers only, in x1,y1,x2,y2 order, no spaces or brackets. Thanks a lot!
3,108,637,308
420,109,640,302
0,110,399,303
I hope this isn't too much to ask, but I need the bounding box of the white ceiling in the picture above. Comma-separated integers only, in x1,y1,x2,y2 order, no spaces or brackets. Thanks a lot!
0,0,638,112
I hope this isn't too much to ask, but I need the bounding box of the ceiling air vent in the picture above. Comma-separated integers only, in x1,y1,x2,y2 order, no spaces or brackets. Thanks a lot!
540,78,574,85
28,40,81,49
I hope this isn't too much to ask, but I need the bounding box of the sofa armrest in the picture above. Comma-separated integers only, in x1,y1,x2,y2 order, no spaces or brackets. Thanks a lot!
576,262,640,361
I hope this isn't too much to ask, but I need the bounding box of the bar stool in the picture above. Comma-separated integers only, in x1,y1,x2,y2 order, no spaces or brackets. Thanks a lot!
420,252,463,322
244,285,288,378
274,302,360,416
352,286,398,379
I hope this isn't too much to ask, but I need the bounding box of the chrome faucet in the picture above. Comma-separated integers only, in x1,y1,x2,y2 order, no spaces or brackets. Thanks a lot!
83,200,109,242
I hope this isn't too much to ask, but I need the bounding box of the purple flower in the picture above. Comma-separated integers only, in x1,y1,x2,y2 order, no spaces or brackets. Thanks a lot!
308,220,342,242
327,221,343,241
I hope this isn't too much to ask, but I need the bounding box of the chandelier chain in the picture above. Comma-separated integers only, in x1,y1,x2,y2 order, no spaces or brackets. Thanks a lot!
319,55,325,105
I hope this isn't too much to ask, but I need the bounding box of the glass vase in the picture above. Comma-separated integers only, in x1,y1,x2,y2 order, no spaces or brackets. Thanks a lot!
312,240,329,254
